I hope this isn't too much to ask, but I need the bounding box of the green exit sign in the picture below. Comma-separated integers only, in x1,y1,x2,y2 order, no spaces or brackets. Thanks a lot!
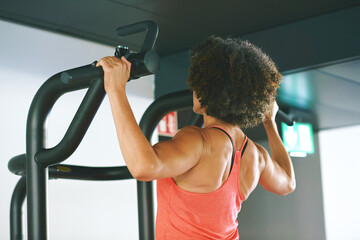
281,122,315,155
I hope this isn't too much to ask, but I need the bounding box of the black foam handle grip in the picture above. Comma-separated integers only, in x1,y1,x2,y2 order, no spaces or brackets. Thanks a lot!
127,50,160,79
116,21,159,52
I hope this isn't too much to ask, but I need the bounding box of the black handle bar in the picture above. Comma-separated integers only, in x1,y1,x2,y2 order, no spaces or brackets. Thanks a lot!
276,109,294,126
114,21,160,80
116,20,159,52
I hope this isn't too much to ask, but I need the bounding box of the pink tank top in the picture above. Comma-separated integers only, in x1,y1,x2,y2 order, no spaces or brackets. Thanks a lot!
156,126,248,239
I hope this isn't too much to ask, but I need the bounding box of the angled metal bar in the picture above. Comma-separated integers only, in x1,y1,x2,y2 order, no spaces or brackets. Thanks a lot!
35,78,105,167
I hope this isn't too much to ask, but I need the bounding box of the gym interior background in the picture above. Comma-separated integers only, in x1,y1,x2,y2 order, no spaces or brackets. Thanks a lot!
1,1,360,239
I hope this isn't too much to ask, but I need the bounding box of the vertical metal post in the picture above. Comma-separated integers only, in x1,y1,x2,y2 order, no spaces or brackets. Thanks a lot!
26,96,49,240
137,181,155,240
10,177,26,240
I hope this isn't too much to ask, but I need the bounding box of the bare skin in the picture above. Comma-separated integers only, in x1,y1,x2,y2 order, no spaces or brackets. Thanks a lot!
97,56,296,199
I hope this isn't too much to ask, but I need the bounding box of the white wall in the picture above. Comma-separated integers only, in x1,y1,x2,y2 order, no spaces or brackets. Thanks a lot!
0,20,156,240
319,125,360,240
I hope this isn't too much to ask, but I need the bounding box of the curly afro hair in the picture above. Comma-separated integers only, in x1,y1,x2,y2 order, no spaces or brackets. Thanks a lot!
187,36,282,128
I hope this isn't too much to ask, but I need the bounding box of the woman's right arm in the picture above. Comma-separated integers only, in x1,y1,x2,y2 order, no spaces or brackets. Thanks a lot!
257,102,296,195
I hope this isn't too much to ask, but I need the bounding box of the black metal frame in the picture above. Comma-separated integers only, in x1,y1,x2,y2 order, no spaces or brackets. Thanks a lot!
7,87,201,240
26,65,106,240
7,20,162,240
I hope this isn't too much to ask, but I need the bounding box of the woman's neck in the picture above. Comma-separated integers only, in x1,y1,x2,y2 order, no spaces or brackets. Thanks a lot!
202,114,231,128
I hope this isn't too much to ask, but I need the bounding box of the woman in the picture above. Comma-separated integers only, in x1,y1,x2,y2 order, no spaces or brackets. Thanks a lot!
96,36,296,239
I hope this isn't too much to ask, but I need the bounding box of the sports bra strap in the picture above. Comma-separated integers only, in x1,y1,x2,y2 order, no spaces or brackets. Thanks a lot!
207,125,248,157
207,126,237,173
241,136,248,158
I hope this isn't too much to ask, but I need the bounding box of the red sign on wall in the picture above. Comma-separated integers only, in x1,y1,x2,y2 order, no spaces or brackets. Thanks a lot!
157,111,178,137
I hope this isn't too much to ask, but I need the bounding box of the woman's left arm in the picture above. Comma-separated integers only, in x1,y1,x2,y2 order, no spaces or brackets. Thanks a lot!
97,56,202,181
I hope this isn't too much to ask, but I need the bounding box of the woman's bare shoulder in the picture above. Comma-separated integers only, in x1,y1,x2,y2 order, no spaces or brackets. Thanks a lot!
175,125,203,138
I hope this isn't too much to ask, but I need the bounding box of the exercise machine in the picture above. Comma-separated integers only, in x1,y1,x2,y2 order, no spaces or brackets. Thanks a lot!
8,20,160,240
8,20,294,240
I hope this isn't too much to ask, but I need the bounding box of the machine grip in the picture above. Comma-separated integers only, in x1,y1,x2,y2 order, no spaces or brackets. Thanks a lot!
276,109,294,126
116,21,159,52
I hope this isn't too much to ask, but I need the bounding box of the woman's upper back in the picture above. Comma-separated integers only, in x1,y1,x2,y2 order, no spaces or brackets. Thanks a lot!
156,125,249,239
173,125,263,201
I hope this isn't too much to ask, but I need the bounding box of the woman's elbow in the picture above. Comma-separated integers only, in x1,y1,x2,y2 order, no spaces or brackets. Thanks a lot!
131,163,157,182
288,179,296,193
280,179,296,196
132,173,155,182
